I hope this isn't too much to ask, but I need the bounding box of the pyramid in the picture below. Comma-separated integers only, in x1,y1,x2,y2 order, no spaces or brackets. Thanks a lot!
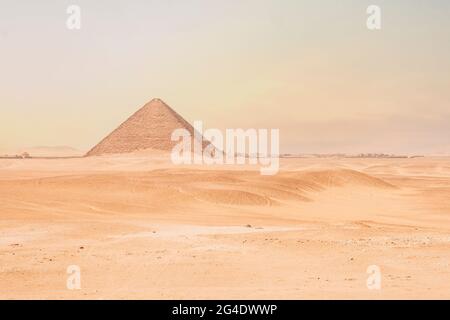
86,98,210,156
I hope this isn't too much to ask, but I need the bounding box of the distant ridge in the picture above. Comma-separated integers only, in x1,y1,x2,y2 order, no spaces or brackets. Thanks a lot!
1,146,83,158
86,98,210,156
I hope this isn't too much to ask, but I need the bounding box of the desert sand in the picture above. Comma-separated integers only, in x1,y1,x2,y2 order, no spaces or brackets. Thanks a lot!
1,153,450,299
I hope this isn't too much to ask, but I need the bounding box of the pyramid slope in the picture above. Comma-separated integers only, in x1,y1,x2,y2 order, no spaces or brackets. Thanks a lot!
86,98,209,156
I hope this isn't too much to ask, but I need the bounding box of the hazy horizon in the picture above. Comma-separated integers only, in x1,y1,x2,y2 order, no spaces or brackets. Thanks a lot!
1,0,449,155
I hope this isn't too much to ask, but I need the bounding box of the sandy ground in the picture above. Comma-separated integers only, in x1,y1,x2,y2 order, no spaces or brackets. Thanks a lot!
1,154,450,299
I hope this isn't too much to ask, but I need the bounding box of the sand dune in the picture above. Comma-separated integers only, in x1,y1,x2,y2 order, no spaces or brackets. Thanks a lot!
1,156,450,299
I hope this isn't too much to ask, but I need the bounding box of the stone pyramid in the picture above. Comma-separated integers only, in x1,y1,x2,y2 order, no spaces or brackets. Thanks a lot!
86,98,209,156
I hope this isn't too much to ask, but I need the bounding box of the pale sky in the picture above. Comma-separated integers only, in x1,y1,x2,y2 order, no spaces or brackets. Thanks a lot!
1,0,449,154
